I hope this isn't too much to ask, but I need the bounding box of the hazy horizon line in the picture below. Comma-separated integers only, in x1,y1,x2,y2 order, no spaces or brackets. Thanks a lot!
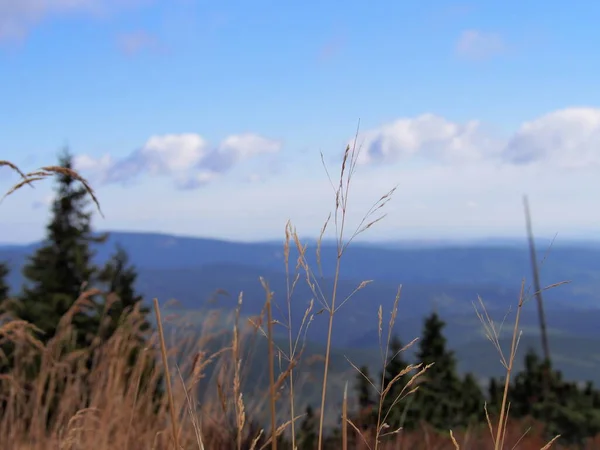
2,228,600,248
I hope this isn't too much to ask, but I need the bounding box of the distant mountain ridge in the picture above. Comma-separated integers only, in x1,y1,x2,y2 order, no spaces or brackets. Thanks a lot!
2,229,599,322
2,230,600,384
3,230,600,310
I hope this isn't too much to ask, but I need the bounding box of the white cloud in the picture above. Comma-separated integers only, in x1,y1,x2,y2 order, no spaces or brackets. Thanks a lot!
74,153,113,172
6,109,600,242
140,134,210,174
355,107,600,171
10,107,600,243
0,0,147,41
68,159,600,242
455,29,505,61
354,113,500,165
219,134,280,159
176,170,220,190
75,132,283,189
502,108,600,168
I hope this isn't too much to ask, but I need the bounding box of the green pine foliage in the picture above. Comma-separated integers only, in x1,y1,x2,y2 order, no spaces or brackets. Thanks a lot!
459,372,485,426
353,364,376,430
487,375,504,413
407,311,469,430
14,149,106,349
503,348,600,445
0,262,11,374
297,405,317,450
98,244,151,340
0,262,8,302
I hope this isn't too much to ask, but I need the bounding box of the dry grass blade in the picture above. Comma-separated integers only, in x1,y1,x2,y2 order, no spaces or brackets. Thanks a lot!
346,418,372,450
1,163,104,217
259,277,277,450
258,417,298,450
449,430,460,450
153,298,180,450
2,176,46,202
484,402,495,447
41,165,103,216
176,366,205,450
0,160,34,187
540,435,560,450
345,357,379,393
335,279,373,312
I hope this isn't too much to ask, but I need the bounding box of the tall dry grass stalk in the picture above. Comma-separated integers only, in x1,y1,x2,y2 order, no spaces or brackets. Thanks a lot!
1,160,102,215
153,298,180,449
287,126,397,450
471,279,569,450
0,288,297,449
344,287,429,450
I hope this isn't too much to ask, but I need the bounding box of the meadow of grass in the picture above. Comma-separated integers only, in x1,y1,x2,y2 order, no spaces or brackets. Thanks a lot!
0,141,587,449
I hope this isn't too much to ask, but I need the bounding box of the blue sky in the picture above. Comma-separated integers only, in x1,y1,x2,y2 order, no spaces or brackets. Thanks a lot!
2,0,600,243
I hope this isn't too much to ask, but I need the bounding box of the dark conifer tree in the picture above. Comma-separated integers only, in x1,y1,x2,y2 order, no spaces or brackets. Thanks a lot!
356,365,375,410
1,149,106,427
15,149,106,348
97,244,161,404
507,348,600,444
487,376,504,414
98,245,151,339
459,373,485,425
408,312,464,430
509,349,545,417
0,262,11,373
354,364,376,430
0,262,8,302
297,405,317,450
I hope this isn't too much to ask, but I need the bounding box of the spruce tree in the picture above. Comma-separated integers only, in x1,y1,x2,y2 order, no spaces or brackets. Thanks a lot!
408,312,464,430
97,244,160,402
297,405,317,450
459,373,485,425
507,349,600,444
0,262,8,302
2,149,106,428
487,376,504,414
354,364,376,429
509,349,545,417
15,148,106,347
0,262,11,373
98,245,151,339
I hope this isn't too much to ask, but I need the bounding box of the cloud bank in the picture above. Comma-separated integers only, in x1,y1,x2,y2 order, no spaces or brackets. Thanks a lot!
74,132,282,189
355,107,600,170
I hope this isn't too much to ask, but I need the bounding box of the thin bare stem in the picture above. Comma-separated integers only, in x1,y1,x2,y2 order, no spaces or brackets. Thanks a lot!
153,298,180,450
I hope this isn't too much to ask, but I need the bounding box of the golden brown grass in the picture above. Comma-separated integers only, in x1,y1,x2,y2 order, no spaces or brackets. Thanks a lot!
0,149,580,449
0,160,103,216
